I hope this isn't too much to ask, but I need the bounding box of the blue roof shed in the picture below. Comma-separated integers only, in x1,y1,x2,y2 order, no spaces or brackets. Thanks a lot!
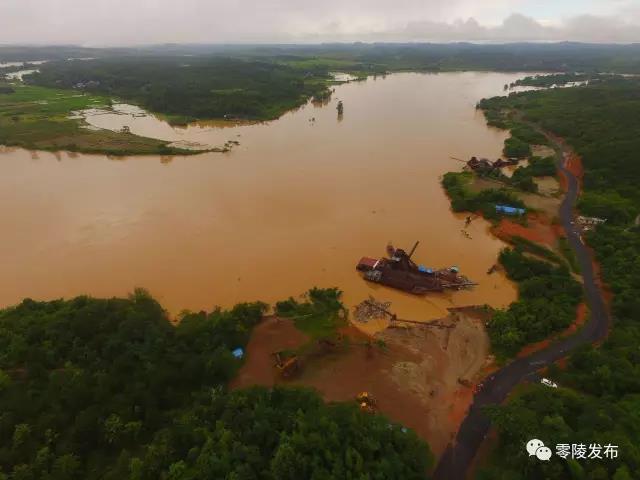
495,205,526,216
418,265,434,274
232,348,244,359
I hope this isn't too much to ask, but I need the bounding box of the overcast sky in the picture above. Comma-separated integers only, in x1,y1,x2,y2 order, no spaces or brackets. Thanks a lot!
1,0,640,45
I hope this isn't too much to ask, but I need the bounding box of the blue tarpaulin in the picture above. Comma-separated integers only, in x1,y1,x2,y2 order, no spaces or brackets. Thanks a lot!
495,205,525,216
232,348,244,359
418,265,434,274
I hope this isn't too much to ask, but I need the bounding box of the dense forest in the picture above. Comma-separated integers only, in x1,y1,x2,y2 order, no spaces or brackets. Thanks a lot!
0,289,432,479
4,43,640,73
489,248,582,359
475,79,640,479
27,57,333,123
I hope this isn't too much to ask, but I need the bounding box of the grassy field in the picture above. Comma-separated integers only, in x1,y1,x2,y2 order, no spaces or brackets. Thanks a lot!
0,82,196,155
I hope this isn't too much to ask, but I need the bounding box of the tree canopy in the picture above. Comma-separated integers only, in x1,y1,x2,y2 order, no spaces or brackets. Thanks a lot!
0,288,432,479
28,57,332,123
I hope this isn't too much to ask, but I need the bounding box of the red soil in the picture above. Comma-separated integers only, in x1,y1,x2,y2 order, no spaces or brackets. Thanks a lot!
229,316,309,389
233,319,444,450
566,302,588,334
548,133,584,193
492,213,557,248
558,169,569,193
338,323,369,340
232,313,490,458
565,152,584,186
551,223,566,239
517,337,553,359
292,340,444,451
446,385,475,436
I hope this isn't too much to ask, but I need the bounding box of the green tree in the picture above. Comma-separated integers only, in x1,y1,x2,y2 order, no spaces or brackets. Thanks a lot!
51,454,81,480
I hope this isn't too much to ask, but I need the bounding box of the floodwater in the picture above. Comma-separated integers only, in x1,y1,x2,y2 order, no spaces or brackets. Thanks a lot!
0,62,26,68
4,69,38,81
1,72,524,324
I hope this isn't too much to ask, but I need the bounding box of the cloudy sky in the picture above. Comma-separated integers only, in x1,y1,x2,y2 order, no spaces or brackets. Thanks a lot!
1,0,640,45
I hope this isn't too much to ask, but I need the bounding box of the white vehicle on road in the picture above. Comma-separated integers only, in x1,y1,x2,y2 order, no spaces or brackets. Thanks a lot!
541,378,558,388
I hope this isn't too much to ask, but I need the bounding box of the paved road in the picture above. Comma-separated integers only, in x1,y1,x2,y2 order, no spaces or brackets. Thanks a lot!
433,139,610,480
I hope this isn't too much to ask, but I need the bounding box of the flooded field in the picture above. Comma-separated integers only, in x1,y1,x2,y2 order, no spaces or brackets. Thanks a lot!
0,72,524,322
4,69,38,81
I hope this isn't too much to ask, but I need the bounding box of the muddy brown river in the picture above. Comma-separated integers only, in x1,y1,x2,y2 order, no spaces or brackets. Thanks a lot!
1,72,524,325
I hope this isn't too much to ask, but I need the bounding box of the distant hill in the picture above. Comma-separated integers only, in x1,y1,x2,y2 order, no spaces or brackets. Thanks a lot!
4,42,640,73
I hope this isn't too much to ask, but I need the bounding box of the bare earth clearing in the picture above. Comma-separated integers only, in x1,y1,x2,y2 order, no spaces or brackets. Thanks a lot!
232,310,491,456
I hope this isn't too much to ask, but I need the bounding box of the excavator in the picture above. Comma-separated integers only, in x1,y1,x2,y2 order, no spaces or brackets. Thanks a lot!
356,392,377,413
272,351,300,378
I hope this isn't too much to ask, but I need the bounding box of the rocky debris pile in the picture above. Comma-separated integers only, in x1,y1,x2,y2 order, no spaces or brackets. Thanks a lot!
354,296,391,323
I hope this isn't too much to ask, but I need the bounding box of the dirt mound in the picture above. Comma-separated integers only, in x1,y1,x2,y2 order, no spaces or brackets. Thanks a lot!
379,313,489,399
376,313,490,453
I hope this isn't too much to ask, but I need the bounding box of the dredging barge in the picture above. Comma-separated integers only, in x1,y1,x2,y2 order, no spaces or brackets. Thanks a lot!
356,241,477,295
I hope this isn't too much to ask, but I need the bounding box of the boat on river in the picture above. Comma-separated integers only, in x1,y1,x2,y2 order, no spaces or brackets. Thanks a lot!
356,242,477,295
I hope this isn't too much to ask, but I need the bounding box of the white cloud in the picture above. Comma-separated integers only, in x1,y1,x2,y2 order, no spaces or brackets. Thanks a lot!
0,0,638,44
386,13,640,43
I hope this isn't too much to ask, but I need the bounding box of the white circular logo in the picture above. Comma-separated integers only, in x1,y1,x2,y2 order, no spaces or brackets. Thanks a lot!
526,439,545,456
536,446,553,461
526,439,553,461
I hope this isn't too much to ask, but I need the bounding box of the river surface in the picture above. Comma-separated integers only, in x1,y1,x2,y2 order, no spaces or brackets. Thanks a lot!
1,72,525,324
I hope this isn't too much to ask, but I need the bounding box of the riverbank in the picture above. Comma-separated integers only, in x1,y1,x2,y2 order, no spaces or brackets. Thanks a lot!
441,166,581,361
0,83,202,156
434,129,611,480
434,81,635,479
